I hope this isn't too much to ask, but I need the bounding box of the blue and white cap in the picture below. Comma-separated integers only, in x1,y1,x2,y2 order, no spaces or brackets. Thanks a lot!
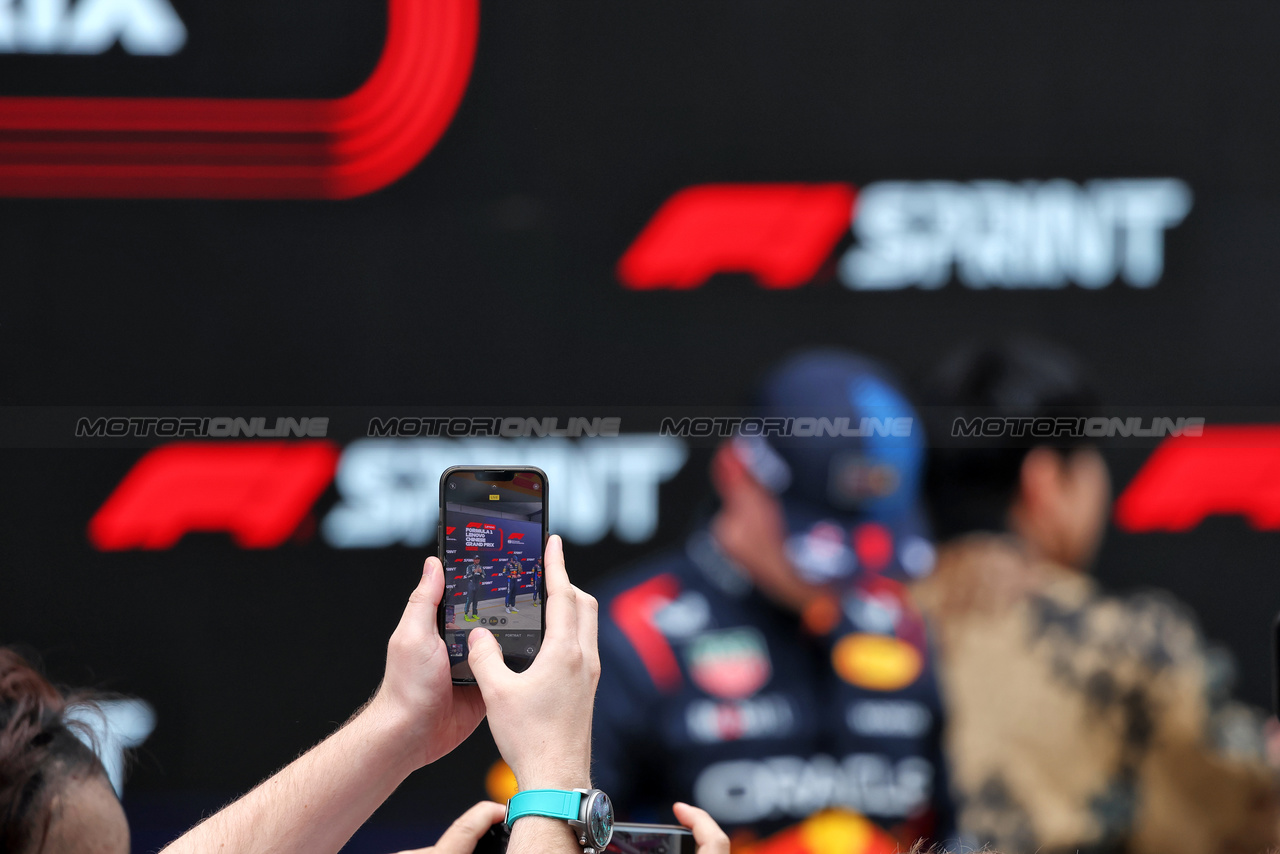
732,350,934,584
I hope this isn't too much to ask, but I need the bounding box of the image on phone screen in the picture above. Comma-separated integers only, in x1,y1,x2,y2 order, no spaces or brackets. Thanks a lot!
439,467,547,682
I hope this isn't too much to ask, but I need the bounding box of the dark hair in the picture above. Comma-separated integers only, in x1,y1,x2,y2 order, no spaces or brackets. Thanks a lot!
922,339,1100,540
0,649,108,854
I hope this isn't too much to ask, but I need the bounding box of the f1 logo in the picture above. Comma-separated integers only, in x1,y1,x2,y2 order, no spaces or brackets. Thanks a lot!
88,442,339,549
618,184,857,290
1115,425,1280,532
0,0,479,198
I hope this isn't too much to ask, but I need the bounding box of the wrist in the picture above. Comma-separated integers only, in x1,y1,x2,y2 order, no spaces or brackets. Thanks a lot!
353,692,423,779
515,764,592,793
506,814,581,854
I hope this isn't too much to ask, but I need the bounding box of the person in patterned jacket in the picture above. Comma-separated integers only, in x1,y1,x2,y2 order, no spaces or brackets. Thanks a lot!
913,339,1280,854
592,351,957,853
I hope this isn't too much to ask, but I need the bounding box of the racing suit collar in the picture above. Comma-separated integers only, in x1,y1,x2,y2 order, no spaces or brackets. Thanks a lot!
689,528,826,633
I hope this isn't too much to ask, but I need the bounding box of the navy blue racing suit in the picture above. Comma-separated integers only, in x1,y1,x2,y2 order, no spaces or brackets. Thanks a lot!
591,530,956,847
505,560,521,608
464,564,482,617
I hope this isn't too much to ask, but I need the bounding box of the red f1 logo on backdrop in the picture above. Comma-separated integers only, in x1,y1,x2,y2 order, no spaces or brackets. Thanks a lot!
1115,425,1280,532
618,184,858,290
0,0,478,198
619,179,1192,291
89,442,339,549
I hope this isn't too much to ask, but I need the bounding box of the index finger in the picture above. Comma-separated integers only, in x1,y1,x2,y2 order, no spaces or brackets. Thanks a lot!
541,535,580,646
542,534,570,597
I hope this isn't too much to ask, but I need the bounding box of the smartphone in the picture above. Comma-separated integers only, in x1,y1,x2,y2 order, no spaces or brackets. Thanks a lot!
472,822,695,854
607,823,697,854
1273,610,1279,718
437,466,548,684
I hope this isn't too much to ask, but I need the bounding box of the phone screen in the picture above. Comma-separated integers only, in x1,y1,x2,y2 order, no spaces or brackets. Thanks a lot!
607,824,696,854
438,467,547,682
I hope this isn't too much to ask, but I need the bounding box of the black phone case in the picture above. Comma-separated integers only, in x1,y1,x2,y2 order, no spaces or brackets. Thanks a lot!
437,465,549,685
1273,611,1279,719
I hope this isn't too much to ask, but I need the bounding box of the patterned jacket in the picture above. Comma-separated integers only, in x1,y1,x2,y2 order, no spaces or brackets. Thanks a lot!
911,534,1279,854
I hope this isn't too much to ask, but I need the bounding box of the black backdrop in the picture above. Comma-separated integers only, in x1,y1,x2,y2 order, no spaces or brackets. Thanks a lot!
2,2,1280,851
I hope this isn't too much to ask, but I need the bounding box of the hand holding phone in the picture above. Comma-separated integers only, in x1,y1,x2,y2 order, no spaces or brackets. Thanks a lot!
363,554,485,771
467,534,599,794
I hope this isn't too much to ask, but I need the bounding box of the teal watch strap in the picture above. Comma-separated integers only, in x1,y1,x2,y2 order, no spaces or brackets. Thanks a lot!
506,789,583,825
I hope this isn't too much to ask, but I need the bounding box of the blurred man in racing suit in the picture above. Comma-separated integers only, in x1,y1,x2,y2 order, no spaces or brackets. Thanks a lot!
913,340,1279,854
592,351,957,853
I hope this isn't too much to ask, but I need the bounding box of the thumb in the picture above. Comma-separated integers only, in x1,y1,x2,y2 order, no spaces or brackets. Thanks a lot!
430,801,507,854
467,627,510,689
673,802,730,854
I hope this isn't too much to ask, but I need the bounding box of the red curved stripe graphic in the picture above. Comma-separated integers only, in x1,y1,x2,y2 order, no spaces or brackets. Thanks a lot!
0,0,479,199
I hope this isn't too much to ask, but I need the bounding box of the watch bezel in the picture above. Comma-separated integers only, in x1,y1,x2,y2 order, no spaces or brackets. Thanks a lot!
573,788,614,850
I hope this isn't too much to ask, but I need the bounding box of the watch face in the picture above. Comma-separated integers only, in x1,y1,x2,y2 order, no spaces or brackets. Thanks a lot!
587,791,614,848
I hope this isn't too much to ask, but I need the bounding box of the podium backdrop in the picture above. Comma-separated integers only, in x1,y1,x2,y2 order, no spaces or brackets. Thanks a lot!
2,2,1279,850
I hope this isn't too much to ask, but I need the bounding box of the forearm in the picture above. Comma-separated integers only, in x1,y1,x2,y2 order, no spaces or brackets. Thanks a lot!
160,701,419,854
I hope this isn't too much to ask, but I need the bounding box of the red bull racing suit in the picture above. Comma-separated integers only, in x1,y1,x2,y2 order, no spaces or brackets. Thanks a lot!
592,530,957,850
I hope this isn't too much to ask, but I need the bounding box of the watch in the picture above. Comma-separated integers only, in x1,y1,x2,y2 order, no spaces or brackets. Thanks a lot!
505,788,614,853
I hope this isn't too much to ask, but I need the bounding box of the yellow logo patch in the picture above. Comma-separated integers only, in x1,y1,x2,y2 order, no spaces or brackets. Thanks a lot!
831,633,922,691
